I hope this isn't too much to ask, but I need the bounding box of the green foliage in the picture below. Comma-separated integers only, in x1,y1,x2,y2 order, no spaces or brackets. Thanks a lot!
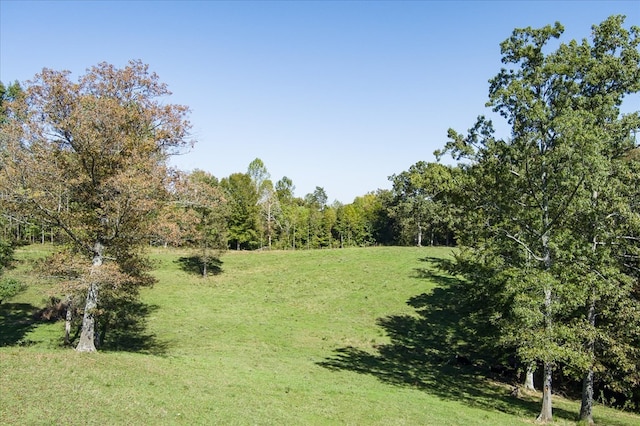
175,170,228,275
389,161,459,246
0,277,24,304
0,80,23,123
0,238,14,271
438,15,640,421
221,172,260,249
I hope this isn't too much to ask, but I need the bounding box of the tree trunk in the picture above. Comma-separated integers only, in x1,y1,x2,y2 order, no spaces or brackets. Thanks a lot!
524,363,536,391
202,242,208,278
536,362,553,423
76,241,103,352
580,298,596,424
64,295,72,345
416,223,422,247
202,254,208,277
76,279,98,352
580,369,595,425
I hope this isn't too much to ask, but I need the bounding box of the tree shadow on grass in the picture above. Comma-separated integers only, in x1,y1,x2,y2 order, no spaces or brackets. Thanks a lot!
0,302,40,346
175,256,223,276
318,256,578,423
98,300,169,356
1,293,169,355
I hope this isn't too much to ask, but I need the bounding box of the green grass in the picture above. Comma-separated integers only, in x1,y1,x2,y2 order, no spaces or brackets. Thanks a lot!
1,245,638,425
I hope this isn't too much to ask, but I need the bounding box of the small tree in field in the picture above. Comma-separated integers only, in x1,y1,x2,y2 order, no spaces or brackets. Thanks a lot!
175,170,228,277
0,60,192,352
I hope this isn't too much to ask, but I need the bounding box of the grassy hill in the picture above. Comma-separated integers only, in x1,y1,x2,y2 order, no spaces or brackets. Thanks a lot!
1,245,638,425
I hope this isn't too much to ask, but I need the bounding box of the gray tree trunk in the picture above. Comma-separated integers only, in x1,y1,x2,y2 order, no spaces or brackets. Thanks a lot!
580,369,595,425
64,295,72,345
76,241,103,352
75,280,98,352
524,363,536,391
536,361,553,423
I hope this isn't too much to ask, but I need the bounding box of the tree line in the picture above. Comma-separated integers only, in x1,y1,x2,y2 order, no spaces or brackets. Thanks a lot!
1,15,639,424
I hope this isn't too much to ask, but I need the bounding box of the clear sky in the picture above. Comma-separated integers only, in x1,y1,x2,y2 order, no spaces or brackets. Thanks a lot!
1,1,638,203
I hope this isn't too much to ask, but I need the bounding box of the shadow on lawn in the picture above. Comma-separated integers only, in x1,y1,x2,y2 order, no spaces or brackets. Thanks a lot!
98,299,169,356
318,256,577,422
0,302,40,346
1,298,169,355
175,256,223,276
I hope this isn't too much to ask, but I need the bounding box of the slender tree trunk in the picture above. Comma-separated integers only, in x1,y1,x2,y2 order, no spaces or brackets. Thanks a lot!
267,204,272,249
416,223,422,247
202,241,208,278
537,280,553,422
537,361,553,423
524,363,536,391
64,295,72,345
580,298,596,424
76,241,104,352
580,200,599,424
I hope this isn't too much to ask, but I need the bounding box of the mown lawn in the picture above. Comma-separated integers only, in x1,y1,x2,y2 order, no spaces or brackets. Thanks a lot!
1,245,638,425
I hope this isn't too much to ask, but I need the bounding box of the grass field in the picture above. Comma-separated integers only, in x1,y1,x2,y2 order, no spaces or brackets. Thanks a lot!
1,245,639,425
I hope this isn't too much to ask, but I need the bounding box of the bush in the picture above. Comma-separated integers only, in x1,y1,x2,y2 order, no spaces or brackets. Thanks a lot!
0,278,24,304
0,238,14,270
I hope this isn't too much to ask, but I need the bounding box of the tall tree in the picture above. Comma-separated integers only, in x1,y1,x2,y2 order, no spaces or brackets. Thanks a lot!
221,173,260,250
335,203,363,247
0,61,191,352
247,159,280,249
438,16,640,422
274,176,296,249
304,187,329,249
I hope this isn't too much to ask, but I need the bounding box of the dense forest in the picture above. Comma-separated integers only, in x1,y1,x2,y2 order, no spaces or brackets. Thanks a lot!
1,15,639,424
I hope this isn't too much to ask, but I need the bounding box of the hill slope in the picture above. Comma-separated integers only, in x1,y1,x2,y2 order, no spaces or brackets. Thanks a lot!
1,246,638,425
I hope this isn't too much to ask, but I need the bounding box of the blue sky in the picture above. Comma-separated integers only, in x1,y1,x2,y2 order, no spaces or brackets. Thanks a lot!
1,1,638,203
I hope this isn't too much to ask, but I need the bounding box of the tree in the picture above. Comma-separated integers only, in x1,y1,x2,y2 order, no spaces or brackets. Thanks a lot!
389,161,456,246
247,158,270,196
304,187,329,249
175,170,228,276
221,173,260,250
438,16,640,422
0,80,23,123
335,203,364,247
247,158,280,249
274,176,296,249
0,60,192,352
